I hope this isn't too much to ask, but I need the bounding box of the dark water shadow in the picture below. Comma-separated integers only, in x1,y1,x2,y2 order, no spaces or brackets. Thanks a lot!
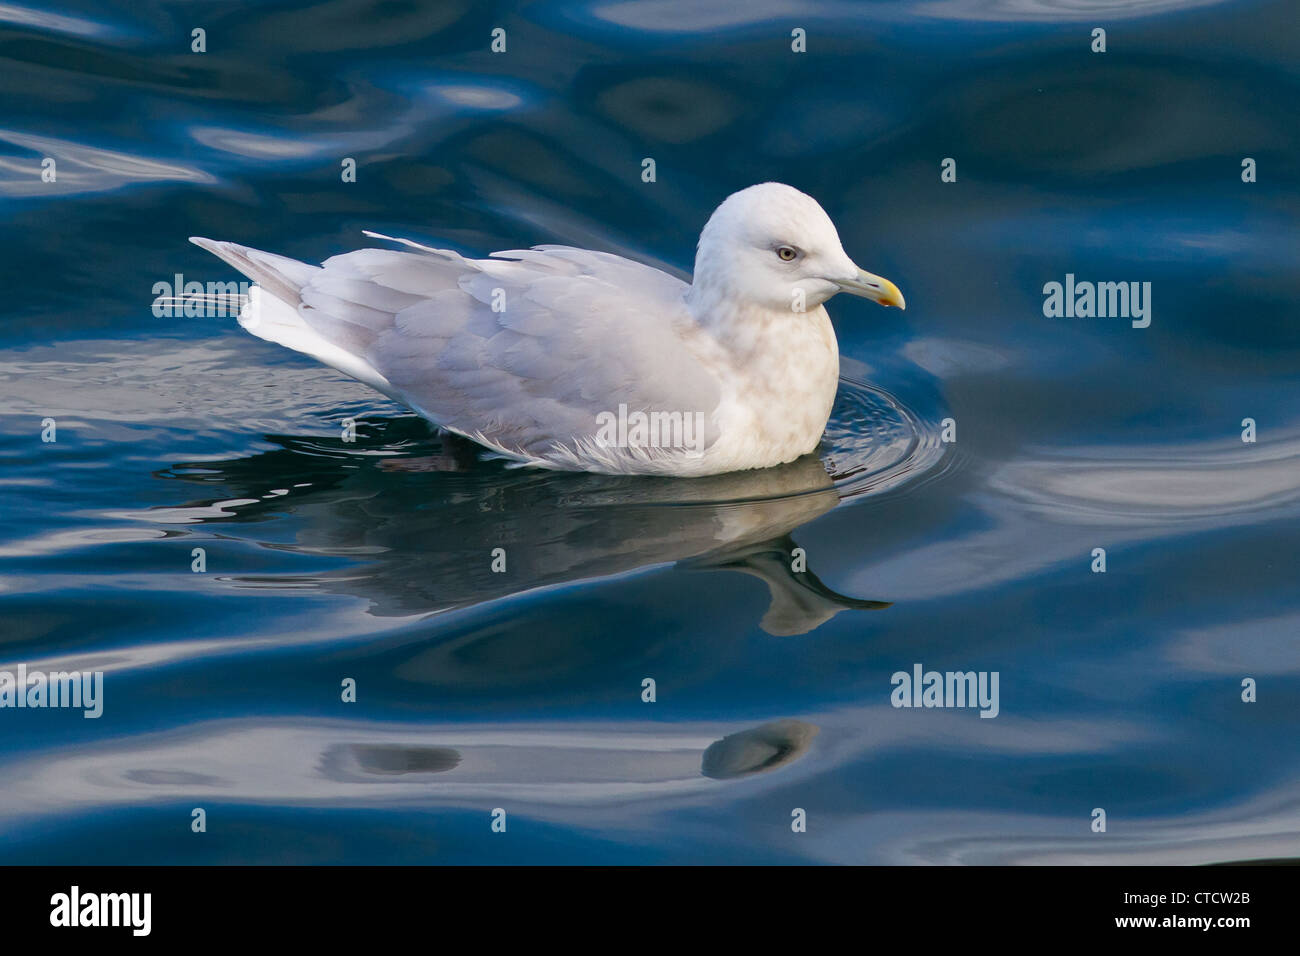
151,379,942,635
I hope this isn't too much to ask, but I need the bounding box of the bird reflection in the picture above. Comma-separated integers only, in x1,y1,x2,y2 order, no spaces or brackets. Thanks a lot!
701,719,819,779
321,743,462,779
155,415,890,635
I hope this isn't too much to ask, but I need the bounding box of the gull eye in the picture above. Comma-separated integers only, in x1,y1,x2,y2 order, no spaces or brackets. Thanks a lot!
776,245,798,262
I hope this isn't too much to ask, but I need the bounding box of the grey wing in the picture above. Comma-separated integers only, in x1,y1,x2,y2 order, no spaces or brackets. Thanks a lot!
294,239,722,461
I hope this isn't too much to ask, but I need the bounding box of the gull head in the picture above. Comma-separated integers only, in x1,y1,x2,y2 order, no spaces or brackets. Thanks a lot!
688,182,904,315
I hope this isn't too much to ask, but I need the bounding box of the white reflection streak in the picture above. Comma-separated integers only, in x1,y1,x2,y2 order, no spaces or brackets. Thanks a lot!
0,707,1140,823
586,0,1227,31
0,130,215,197
810,787,1300,865
0,2,114,38
849,428,1300,601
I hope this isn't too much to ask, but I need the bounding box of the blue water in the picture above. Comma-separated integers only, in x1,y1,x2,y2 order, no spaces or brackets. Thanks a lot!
2,0,1298,864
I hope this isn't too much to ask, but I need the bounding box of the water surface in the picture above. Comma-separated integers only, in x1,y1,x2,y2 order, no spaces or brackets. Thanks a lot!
1,0,1298,864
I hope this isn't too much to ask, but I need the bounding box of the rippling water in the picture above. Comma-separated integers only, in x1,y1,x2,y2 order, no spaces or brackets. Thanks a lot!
1,0,1298,864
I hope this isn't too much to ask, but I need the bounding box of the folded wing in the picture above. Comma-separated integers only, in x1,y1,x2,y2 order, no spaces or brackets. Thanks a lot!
192,236,723,468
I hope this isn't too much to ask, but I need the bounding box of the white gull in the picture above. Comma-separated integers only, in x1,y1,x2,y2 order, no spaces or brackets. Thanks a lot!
191,182,904,477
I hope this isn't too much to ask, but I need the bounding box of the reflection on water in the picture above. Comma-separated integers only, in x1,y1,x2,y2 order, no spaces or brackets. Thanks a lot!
990,433,1300,523
324,744,463,777
0,129,215,197
117,360,936,636
0,715,825,818
574,0,1231,33
847,425,1300,603
170,432,876,636
913,0,1231,22
702,719,819,779
8,702,1299,865
2,0,1299,864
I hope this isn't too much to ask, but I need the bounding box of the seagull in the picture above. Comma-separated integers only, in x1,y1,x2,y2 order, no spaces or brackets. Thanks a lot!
191,182,904,477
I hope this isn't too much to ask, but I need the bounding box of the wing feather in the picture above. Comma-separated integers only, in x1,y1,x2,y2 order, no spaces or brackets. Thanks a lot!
305,240,723,462
194,234,723,469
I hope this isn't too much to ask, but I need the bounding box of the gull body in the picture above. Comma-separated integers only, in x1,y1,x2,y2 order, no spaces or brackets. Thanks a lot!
191,182,904,477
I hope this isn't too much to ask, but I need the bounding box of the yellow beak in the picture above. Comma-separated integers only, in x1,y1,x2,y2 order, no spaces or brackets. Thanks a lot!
834,269,906,309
